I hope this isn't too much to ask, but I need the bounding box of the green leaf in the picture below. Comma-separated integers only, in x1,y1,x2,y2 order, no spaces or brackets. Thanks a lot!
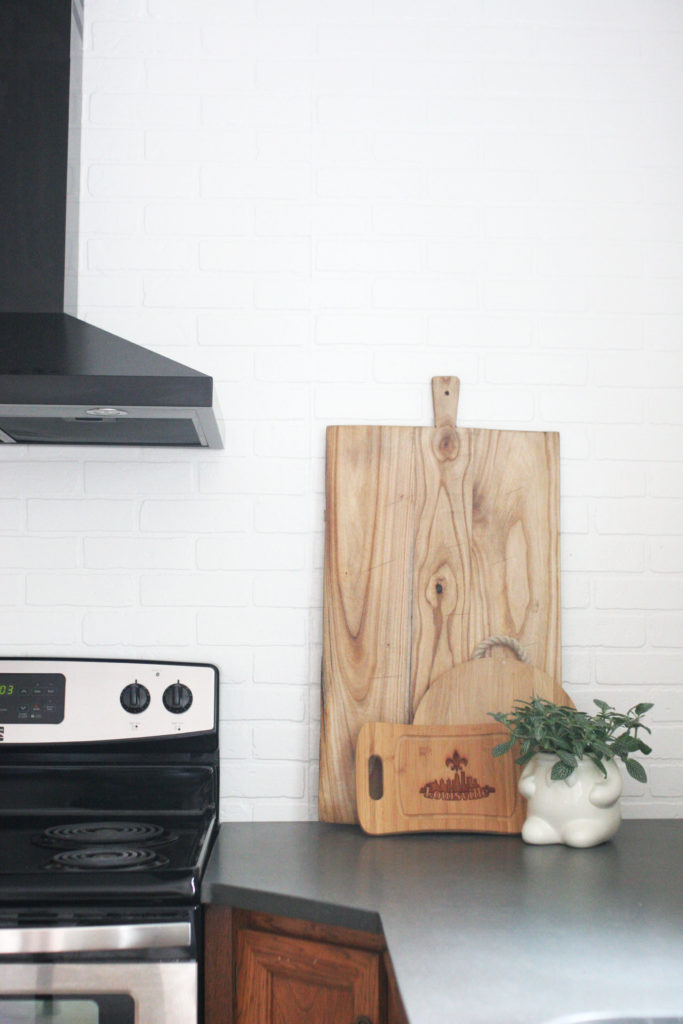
634,702,654,715
637,741,652,755
593,699,611,712
550,761,574,781
614,735,640,753
587,754,608,777
492,738,516,758
625,759,647,784
589,739,614,761
555,749,578,768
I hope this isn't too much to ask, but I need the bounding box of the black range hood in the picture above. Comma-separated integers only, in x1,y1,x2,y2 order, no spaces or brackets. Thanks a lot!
0,0,223,448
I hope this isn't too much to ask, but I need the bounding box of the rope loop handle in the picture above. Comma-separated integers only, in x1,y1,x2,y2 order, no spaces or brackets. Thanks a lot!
472,635,528,662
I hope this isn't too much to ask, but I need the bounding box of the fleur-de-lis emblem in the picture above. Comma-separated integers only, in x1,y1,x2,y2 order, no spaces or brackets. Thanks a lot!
445,750,468,772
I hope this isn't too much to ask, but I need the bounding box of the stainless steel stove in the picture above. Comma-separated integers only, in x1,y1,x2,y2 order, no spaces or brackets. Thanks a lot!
0,657,219,1024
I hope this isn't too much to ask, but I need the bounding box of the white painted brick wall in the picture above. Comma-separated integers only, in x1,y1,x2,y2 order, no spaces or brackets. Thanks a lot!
2,0,682,821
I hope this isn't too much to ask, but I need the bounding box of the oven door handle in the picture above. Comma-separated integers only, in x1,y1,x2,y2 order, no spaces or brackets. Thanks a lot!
0,921,192,955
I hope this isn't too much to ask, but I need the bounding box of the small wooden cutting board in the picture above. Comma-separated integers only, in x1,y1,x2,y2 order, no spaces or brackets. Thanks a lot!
356,722,524,835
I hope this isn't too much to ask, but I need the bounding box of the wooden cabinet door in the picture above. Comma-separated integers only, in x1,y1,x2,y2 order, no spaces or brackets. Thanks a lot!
237,927,381,1024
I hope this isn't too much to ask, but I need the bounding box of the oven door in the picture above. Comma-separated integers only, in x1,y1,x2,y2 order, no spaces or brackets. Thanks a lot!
0,921,197,1024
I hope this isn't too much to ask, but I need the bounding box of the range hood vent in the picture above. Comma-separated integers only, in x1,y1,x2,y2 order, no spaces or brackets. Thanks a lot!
0,0,223,448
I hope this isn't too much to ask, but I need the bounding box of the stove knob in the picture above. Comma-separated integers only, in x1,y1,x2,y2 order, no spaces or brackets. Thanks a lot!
120,682,150,714
163,682,193,714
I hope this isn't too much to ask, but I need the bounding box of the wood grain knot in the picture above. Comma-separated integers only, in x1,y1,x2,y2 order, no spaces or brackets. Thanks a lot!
432,425,459,462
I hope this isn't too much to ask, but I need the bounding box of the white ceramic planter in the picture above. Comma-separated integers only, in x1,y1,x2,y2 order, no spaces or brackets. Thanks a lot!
518,753,622,848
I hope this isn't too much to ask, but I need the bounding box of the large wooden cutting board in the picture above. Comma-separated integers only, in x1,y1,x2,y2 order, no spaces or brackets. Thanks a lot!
319,377,561,824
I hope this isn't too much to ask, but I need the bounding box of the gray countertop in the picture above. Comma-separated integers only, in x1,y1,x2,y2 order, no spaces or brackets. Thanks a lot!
202,820,683,1024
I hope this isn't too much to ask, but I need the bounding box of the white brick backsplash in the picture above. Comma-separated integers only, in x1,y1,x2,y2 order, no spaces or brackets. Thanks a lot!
88,163,197,197
596,499,683,536
84,537,194,569
373,276,479,311
201,238,310,273
88,237,193,271
140,572,251,607
562,536,645,573
0,575,24,606
253,647,309,686
0,500,25,531
561,463,646,499
2,0,679,820
140,500,248,534
591,352,683,388
202,93,312,131
199,606,305,647
91,20,199,58
650,538,683,573
85,462,193,495
313,383,422,422
536,315,643,351
145,202,251,237
596,426,681,462
1,611,81,645
77,201,142,236
83,609,195,646
373,203,479,238
201,163,310,200
595,654,682,689
218,722,251,760
252,422,312,459
648,767,683,799
316,239,422,274
648,614,683,649
220,762,305,799
27,500,136,533
0,538,80,569
646,391,683,425
428,313,530,349
220,684,306,721
595,578,683,611
252,572,315,608
196,534,305,571
253,723,309,760
81,129,144,163
315,312,424,347
254,201,367,237
200,457,308,494
542,388,642,425
147,59,255,95
27,574,136,607
143,273,249,309
562,613,646,649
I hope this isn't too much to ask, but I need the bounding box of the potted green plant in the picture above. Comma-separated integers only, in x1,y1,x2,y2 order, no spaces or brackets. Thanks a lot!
488,697,653,847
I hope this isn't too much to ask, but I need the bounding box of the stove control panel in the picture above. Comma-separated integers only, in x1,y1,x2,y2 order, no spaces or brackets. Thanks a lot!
0,659,217,744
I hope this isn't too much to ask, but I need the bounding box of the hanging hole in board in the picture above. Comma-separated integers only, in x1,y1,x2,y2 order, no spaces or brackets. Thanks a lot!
368,756,383,800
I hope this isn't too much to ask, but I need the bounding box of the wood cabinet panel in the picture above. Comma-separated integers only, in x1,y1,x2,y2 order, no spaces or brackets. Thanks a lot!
237,928,380,1024
204,905,408,1024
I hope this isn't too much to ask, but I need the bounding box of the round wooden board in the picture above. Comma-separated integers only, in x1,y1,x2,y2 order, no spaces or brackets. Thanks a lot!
412,657,573,725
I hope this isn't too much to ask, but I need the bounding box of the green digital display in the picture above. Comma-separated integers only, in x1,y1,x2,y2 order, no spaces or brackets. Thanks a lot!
0,685,14,696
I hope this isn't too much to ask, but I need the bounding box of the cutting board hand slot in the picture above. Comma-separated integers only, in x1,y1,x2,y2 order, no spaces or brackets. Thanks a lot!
368,755,384,801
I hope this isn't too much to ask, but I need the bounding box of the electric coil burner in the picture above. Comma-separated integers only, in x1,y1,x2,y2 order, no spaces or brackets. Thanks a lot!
0,657,219,1024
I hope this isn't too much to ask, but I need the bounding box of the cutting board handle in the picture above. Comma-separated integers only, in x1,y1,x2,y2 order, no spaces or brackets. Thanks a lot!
472,635,529,662
431,376,460,428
